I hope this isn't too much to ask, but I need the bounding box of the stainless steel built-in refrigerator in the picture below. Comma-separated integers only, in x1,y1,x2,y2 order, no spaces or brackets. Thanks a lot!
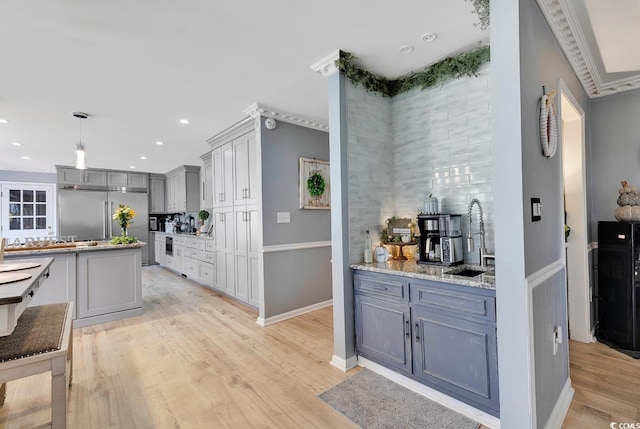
58,189,149,264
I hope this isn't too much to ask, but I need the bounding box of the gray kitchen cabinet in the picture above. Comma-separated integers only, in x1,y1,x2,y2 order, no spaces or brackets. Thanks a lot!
353,270,499,417
57,167,107,186
166,165,200,213
149,174,166,214
355,293,412,375
213,207,235,296
76,249,142,319
8,253,78,319
106,171,149,189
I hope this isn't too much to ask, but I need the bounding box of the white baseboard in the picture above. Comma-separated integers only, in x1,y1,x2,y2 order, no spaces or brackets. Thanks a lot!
358,357,501,429
330,354,358,372
544,379,574,429
255,299,333,327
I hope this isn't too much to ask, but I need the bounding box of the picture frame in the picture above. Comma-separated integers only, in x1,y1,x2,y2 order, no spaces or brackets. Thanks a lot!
299,157,330,209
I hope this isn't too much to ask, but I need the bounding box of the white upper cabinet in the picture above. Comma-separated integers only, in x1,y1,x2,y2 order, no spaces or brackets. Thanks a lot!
233,132,257,205
200,151,213,210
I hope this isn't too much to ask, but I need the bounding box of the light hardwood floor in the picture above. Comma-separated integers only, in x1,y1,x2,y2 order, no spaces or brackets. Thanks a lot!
0,266,359,429
1,266,639,428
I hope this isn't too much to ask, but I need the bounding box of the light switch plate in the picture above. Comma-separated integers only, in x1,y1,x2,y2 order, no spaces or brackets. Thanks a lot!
277,212,291,224
531,198,541,222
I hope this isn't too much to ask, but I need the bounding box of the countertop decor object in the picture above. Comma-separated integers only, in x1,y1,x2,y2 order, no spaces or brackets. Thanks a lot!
111,204,138,244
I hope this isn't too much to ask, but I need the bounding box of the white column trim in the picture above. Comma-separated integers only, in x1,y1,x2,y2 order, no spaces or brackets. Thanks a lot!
243,102,328,132
329,354,358,372
310,50,340,78
262,240,331,253
256,299,332,327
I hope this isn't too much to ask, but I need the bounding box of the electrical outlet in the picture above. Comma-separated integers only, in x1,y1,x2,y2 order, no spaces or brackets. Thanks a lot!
277,212,291,224
552,327,559,356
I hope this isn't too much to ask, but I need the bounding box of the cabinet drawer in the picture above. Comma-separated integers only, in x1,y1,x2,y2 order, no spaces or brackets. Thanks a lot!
198,262,214,284
354,273,408,302
205,240,215,252
189,249,198,259
173,236,186,246
185,258,198,278
205,252,215,264
411,282,496,321
188,239,199,250
198,240,207,253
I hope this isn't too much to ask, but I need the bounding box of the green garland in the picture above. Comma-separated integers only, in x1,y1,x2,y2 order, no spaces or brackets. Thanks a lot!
336,46,490,98
307,172,326,197
468,0,490,30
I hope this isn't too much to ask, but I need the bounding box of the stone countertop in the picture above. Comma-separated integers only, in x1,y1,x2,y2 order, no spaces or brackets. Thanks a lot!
350,260,496,290
4,241,146,257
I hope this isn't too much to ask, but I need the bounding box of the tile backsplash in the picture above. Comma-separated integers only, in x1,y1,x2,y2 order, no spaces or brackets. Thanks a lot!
347,63,493,264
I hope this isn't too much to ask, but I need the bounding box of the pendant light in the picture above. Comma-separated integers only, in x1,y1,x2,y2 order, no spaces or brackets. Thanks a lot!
73,111,88,170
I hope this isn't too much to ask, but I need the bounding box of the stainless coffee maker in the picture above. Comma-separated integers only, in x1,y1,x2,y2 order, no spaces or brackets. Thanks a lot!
416,214,464,266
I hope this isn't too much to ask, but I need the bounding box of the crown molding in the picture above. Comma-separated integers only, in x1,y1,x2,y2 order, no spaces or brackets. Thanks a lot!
206,116,255,148
310,50,340,78
243,102,329,132
537,0,640,98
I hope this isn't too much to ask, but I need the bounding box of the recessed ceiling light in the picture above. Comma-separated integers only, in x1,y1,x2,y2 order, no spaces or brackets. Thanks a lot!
140,156,147,160
11,142,22,146
399,45,414,54
422,33,438,42
129,165,136,169
0,119,9,124
179,119,189,124
21,156,29,160
156,141,164,145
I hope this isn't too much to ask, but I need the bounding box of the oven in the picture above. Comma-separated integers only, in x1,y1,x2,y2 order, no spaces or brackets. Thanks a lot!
165,236,173,256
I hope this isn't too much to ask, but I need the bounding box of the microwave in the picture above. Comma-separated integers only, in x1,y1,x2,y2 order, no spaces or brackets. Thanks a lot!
149,217,159,231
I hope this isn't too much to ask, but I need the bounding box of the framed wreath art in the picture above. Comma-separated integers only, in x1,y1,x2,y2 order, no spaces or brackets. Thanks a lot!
299,157,330,209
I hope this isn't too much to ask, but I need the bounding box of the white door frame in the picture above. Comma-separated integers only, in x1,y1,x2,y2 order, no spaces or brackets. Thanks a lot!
557,78,592,343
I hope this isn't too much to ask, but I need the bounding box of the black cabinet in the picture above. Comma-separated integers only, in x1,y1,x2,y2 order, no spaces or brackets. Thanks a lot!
353,270,499,417
597,221,640,351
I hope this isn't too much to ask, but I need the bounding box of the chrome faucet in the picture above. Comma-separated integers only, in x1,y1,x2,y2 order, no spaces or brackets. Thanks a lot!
467,198,495,267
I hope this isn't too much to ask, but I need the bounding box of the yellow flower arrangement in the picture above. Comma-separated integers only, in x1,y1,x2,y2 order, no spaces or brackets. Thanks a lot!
111,204,138,244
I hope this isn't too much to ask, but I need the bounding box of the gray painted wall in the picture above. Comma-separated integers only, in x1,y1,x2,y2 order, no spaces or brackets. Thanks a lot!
520,0,588,275
263,247,332,316
260,120,330,246
259,119,332,319
589,88,640,241
0,170,56,183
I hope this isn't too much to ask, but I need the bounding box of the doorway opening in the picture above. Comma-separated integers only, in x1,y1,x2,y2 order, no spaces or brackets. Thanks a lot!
559,79,592,343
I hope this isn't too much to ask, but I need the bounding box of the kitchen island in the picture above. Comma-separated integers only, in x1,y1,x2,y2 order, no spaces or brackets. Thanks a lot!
351,260,499,419
5,241,145,327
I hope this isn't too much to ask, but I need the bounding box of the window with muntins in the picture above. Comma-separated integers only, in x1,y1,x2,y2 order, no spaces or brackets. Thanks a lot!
1,182,56,241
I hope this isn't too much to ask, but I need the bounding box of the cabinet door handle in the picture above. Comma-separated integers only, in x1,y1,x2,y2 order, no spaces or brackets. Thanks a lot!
372,286,388,291
415,322,420,342
405,320,410,338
